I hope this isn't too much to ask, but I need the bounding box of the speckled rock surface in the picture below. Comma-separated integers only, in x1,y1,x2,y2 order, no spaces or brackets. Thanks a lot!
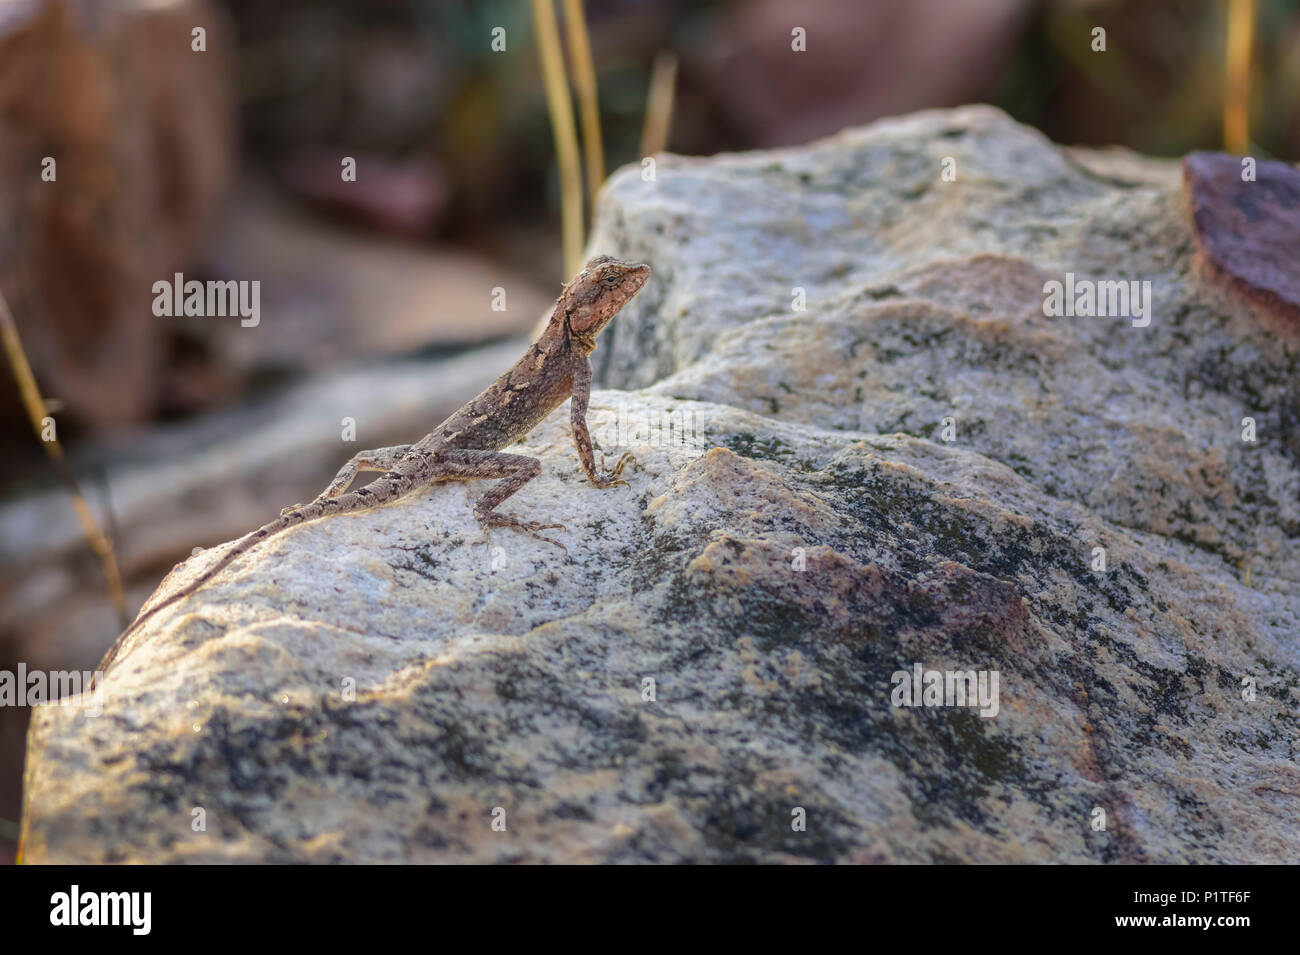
22,106,1300,863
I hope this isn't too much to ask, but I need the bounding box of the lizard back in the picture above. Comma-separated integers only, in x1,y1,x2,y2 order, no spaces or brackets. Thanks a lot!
422,329,576,453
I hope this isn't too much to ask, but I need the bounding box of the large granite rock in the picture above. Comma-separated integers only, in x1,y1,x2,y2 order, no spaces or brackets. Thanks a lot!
21,106,1300,863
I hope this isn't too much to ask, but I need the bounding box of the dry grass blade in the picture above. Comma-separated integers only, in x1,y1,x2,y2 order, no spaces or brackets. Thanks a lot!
1224,0,1257,153
533,0,585,278
639,50,679,158
562,0,605,215
0,286,128,628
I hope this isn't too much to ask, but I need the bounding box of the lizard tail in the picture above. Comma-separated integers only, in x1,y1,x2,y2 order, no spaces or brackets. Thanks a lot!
92,508,310,685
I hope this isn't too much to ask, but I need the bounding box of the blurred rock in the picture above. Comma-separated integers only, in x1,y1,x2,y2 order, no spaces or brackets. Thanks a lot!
21,107,1300,863
0,0,233,431
1184,151,1300,339
278,151,449,238
692,0,1031,148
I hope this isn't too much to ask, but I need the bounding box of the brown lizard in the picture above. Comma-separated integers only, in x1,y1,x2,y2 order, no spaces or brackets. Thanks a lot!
94,254,650,680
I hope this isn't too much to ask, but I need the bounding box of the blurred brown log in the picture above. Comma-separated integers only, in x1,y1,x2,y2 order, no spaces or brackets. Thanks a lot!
0,0,233,433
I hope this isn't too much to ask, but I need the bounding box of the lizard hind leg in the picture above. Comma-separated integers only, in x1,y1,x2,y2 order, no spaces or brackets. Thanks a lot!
437,449,567,550
281,445,413,517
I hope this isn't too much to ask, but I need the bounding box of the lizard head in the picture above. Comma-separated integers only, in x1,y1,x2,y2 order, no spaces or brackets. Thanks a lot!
562,254,651,349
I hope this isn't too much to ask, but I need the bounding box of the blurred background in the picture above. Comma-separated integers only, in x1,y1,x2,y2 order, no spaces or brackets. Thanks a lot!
1,0,1297,863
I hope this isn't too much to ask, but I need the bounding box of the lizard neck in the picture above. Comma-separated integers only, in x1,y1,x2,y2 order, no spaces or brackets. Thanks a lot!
561,318,596,354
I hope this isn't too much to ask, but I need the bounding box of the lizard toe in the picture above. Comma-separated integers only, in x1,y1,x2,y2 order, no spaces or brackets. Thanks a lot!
521,519,566,533
532,532,568,552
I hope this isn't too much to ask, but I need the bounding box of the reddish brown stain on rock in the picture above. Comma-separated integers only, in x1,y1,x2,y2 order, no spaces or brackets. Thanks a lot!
1183,151,1300,337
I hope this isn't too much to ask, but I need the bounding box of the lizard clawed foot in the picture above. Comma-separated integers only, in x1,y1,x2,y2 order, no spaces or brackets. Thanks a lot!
279,503,305,518
475,512,568,551
592,451,637,489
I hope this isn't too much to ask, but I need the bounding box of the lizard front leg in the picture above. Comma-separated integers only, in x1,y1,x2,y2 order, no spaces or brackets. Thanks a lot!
435,449,567,549
281,445,412,516
570,354,635,488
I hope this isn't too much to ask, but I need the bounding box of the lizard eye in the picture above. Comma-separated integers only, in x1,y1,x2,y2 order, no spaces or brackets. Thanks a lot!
601,273,621,287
